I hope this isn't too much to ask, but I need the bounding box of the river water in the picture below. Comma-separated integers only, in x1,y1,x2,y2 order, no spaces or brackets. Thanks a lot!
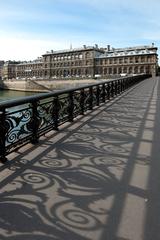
0,90,40,102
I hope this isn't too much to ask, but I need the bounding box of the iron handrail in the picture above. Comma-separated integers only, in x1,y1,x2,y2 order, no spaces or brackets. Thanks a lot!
0,74,151,163
0,76,137,108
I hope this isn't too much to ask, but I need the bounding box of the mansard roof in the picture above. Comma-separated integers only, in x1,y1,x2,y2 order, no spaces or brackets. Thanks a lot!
43,46,104,55
98,45,157,58
17,58,43,66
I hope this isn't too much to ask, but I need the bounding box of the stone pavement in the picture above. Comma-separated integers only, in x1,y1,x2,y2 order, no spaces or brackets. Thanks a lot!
0,77,160,240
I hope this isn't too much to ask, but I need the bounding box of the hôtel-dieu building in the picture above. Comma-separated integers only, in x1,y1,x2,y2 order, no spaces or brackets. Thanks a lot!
8,43,158,80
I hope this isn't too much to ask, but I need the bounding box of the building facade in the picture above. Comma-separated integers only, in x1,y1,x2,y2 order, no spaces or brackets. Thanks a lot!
42,45,104,79
0,61,4,80
42,44,158,79
1,44,158,80
95,44,158,77
16,58,43,79
2,61,20,80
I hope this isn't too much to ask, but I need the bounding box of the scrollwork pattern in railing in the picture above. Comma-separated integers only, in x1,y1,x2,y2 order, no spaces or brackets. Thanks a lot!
37,100,54,135
58,95,70,124
73,92,81,117
5,107,33,152
83,89,91,111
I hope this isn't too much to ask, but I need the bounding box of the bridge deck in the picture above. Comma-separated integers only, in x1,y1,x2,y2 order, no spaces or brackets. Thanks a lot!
0,77,160,240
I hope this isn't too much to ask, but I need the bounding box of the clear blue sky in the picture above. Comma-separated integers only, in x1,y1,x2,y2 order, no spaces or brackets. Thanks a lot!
0,0,159,61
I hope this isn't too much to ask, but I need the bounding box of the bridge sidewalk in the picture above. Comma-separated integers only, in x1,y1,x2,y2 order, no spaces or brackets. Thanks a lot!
0,77,160,240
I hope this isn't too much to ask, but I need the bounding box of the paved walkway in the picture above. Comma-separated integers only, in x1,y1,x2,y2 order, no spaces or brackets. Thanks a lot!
0,77,160,240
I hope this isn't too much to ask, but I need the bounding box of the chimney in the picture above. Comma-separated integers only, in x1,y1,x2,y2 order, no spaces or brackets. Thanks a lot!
95,44,98,48
107,45,110,51
83,45,86,49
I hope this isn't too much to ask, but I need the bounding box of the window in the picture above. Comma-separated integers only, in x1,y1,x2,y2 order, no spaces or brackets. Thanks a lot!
86,52,90,58
109,68,112,74
135,57,138,63
124,58,128,63
130,58,133,63
119,58,123,64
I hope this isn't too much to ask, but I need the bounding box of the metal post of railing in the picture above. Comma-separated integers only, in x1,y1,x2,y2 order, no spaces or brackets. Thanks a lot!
89,86,93,110
127,78,130,88
124,79,127,90
102,83,106,102
30,101,39,144
96,85,100,106
80,89,85,115
129,78,132,87
115,80,118,96
118,80,120,93
122,79,124,90
111,81,114,98
128,78,131,87
0,109,7,163
120,79,123,92
53,96,59,130
123,79,126,91
118,80,121,94
107,83,110,100
124,78,128,90
68,92,74,122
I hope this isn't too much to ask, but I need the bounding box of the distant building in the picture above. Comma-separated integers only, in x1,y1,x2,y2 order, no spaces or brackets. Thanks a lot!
42,44,158,79
42,45,104,79
96,44,158,77
2,61,20,80
1,44,158,80
0,61,4,80
16,58,43,79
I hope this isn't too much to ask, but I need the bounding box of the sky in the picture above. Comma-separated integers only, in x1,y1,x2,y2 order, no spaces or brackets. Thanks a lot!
0,0,159,61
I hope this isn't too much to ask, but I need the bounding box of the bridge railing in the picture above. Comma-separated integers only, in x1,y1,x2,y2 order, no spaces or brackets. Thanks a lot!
0,74,150,163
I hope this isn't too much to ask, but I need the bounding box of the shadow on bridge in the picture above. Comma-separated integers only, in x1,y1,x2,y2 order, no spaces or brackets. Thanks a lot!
0,77,160,240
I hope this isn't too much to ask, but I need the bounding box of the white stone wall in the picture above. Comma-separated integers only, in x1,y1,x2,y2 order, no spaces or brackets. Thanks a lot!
0,79,101,92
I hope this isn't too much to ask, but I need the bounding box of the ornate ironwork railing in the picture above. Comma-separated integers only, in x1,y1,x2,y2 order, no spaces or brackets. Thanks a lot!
0,74,150,163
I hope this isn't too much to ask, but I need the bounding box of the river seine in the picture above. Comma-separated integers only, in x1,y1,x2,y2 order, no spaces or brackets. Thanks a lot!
0,90,40,102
